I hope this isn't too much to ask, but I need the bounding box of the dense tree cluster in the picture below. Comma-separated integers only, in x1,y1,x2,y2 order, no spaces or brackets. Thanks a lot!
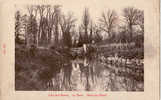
15,5,144,48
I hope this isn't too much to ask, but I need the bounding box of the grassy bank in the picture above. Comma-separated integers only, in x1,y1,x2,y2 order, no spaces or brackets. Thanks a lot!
97,46,144,59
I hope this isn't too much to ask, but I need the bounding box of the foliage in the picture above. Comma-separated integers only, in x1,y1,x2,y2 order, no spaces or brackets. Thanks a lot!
123,7,144,41
27,15,38,45
15,11,21,43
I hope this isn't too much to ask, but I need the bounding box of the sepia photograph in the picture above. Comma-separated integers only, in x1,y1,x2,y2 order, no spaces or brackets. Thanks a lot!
15,3,144,91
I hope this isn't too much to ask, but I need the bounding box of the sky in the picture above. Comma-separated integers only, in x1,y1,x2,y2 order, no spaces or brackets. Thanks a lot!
16,0,146,24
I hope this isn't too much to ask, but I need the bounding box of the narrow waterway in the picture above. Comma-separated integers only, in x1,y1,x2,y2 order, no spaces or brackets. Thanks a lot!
45,55,144,91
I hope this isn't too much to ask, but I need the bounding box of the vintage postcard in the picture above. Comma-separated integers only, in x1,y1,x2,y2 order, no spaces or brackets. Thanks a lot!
0,0,160,100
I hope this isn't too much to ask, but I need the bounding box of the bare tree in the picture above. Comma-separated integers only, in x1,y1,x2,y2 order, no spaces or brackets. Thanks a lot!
89,21,93,43
26,5,63,47
89,21,102,43
33,6,39,46
37,5,46,45
123,7,142,41
60,12,76,48
26,5,39,47
99,9,118,39
137,10,144,33
78,26,84,46
82,8,90,43
53,5,62,46
27,15,38,46
27,5,34,16
26,5,42,47
45,5,55,44
92,24,103,43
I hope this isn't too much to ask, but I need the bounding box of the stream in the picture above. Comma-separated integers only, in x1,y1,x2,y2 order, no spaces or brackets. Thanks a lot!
45,55,144,91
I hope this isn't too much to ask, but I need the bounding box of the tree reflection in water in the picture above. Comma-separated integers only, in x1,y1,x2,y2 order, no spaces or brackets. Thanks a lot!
48,57,143,91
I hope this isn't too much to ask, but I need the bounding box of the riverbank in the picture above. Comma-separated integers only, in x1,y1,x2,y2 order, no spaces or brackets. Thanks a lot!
97,46,144,59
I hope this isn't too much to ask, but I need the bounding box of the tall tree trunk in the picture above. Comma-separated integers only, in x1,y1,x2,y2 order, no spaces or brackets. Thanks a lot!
36,32,39,47
85,27,88,43
55,25,59,46
129,24,133,42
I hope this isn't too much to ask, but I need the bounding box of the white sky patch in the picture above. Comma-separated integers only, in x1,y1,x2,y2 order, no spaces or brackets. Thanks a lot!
15,0,145,24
